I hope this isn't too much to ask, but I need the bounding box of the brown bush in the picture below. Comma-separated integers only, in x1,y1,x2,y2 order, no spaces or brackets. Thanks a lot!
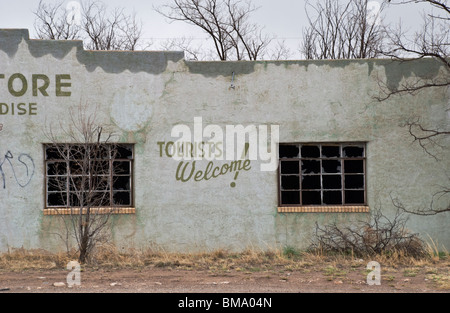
310,208,428,258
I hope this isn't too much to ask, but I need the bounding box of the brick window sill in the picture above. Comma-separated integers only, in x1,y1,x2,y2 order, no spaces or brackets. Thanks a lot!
278,206,369,213
43,207,135,215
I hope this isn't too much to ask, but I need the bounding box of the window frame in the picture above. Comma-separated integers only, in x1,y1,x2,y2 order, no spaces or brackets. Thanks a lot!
278,142,367,209
43,143,134,212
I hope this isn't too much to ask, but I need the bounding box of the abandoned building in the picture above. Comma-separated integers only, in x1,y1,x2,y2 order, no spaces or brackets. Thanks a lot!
0,28,449,253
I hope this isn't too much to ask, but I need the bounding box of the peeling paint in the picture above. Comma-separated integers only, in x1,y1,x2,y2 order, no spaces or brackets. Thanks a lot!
0,29,184,74
381,58,443,91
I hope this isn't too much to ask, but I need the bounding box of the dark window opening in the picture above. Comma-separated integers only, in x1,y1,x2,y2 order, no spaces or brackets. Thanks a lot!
345,190,365,204
322,160,341,173
46,147,62,160
280,161,299,174
343,146,364,157
281,191,300,204
279,143,366,206
302,191,321,205
301,145,320,158
279,145,299,158
281,175,300,190
345,175,364,189
113,191,131,205
322,175,341,189
302,160,320,174
344,160,364,173
114,161,131,175
323,191,342,205
116,145,133,159
322,145,340,158
47,162,67,175
47,192,65,206
45,143,134,208
113,176,131,191
302,175,321,189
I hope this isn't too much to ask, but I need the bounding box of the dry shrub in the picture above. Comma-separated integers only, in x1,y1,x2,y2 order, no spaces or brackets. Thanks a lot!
310,208,428,259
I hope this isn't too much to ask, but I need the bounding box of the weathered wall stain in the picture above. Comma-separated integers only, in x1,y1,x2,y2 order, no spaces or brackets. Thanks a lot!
0,29,443,84
0,29,28,58
185,57,443,93
381,58,443,91
0,29,184,75
77,49,184,74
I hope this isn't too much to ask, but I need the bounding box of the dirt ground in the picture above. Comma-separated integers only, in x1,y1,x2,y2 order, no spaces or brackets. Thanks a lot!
0,262,449,293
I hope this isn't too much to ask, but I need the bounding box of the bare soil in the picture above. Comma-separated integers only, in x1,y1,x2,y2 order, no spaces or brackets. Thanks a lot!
0,261,449,293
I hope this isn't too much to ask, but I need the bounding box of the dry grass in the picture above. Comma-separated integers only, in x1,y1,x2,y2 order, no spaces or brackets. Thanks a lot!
0,248,70,272
426,272,450,290
88,246,297,272
1,245,449,291
0,245,448,276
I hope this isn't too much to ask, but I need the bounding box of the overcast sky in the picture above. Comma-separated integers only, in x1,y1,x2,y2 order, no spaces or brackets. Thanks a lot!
0,0,429,58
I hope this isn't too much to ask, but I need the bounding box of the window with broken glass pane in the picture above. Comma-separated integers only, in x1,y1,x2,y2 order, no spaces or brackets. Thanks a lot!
279,143,365,206
45,143,133,208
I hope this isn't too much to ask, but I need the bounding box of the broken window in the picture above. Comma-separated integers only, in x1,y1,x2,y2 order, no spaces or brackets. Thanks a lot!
44,143,134,208
279,143,366,206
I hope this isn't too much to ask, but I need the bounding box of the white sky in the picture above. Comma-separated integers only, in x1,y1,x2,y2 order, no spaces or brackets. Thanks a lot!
0,0,429,58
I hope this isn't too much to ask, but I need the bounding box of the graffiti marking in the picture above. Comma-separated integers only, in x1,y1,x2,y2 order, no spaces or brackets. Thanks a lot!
0,150,35,189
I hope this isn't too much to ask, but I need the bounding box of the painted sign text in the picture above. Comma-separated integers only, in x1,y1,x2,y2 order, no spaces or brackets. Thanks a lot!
0,73,72,115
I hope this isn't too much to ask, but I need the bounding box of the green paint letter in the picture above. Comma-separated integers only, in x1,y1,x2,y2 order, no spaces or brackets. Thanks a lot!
32,74,50,96
56,74,71,96
8,73,27,97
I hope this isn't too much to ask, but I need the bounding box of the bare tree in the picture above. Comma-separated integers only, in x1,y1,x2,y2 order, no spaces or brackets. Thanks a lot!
268,39,293,61
155,0,271,60
301,0,386,59
378,0,449,99
82,1,143,51
392,185,450,216
387,116,450,215
46,104,127,263
160,37,205,61
34,0,82,40
34,0,145,51
224,0,271,60
376,1,449,215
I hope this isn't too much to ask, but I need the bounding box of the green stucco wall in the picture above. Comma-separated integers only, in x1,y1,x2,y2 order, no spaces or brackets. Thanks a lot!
0,29,449,253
